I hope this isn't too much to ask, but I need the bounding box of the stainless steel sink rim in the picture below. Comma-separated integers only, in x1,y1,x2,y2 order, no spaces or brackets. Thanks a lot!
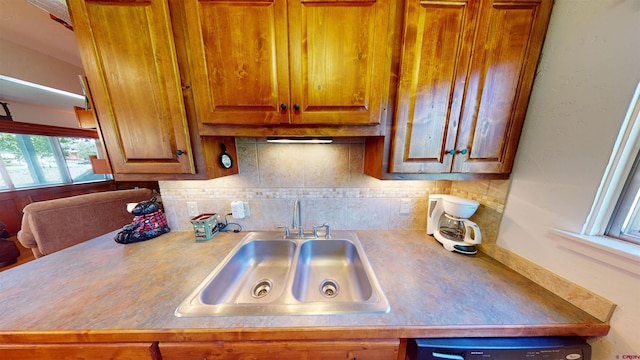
175,231,390,317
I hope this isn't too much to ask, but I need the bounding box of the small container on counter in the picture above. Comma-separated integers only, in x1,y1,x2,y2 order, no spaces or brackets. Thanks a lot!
190,213,219,241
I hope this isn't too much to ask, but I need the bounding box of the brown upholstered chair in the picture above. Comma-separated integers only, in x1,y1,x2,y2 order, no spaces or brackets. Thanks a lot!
17,188,153,258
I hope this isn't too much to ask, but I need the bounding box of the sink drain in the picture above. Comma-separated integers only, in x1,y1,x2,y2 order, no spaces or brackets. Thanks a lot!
251,279,273,299
320,279,339,298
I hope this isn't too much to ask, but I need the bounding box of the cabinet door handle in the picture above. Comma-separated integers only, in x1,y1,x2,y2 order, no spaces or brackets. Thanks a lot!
176,149,185,156
293,103,300,111
280,103,287,110
446,149,468,155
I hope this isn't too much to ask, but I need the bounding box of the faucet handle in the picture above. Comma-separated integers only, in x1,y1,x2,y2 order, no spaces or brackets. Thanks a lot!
314,223,331,239
277,225,290,238
323,223,331,239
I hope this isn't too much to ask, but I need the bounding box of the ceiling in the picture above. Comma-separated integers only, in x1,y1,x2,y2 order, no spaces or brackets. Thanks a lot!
0,0,85,110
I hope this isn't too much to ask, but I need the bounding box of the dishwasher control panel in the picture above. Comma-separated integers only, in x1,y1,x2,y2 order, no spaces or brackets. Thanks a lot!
407,337,591,360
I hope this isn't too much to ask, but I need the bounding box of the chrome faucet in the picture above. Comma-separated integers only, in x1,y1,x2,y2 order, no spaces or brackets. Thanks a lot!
292,199,304,238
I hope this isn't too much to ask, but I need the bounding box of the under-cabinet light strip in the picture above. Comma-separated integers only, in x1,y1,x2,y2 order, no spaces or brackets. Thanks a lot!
266,137,333,144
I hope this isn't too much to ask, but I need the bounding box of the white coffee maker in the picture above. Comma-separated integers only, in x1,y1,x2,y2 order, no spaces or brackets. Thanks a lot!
427,194,482,255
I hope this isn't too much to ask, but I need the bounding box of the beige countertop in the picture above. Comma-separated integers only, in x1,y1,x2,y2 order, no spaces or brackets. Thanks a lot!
0,229,608,343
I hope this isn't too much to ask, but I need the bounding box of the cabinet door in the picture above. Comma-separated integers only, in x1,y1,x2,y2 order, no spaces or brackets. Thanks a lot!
160,340,399,360
390,0,480,173
288,0,390,125
453,0,552,173
0,343,156,360
184,0,290,125
69,0,195,175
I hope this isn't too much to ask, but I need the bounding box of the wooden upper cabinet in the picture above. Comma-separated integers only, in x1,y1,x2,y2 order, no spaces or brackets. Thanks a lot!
390,0,479,173
183,0,290,125
288,0,390,125
184,0,390,126
454,0,552,173
68,0,195,175
388,0,552,175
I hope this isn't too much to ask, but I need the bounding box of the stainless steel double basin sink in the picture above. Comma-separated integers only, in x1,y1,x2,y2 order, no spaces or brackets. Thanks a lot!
175,231,390,316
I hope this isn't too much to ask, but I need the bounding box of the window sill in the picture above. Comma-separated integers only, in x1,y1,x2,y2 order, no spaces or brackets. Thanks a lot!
551,229,640,275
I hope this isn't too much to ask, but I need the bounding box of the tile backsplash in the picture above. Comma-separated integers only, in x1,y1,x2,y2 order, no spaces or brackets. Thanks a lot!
159,138,508,243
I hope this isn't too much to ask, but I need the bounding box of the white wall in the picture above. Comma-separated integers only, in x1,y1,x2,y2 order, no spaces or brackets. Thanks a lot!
498,0,640,357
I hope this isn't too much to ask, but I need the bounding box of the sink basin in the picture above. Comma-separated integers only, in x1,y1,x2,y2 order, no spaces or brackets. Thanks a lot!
175,231,390,316
200,240,296,305
292,240,372,303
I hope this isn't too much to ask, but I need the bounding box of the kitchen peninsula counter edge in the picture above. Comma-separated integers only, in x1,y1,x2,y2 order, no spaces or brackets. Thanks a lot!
0,230,609,343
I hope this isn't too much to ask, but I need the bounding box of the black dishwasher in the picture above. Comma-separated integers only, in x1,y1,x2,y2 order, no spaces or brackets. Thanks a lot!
407,336,591,360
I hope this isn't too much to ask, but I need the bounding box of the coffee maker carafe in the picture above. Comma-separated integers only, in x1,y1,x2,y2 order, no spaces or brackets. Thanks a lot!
427,194,482,255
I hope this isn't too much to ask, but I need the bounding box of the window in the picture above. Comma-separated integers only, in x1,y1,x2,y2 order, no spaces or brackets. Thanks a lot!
583,81,640,245
606,150,640,245
0,132,110,190
552,83,640,274
605,148,640,244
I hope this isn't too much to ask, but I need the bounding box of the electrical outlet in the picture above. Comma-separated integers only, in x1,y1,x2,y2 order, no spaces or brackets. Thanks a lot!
187,201,199,216
400,199,411,215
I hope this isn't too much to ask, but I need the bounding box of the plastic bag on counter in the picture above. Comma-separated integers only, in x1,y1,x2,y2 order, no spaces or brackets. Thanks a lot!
115,198,170,244
130,197,161,215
